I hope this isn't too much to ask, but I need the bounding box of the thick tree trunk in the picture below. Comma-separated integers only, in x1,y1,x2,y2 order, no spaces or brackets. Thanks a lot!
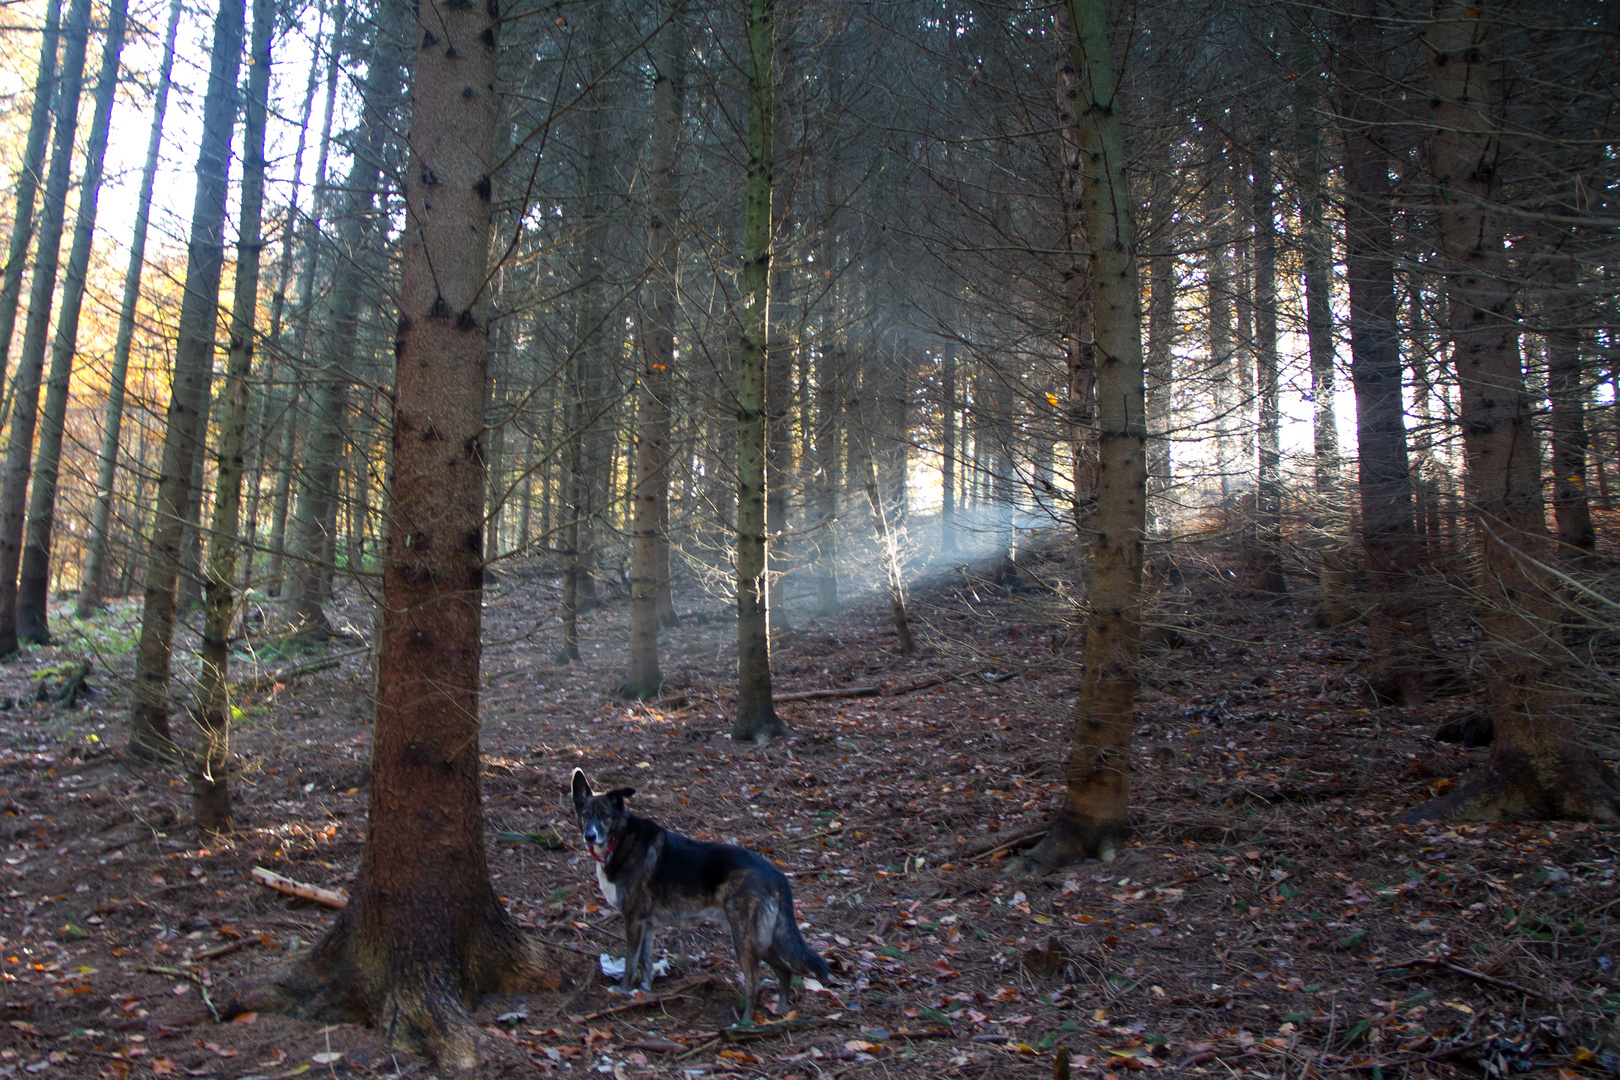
1250,142,1287,596
128,0,244,758
15,0,126,643
626,4,682,699
0,0,60,397
1340,0,1441,705
733,0,782,744
0,0,92,656
192,0,272,833
246,2,559,1061
1418,0,1617,823
1015,0,1146,872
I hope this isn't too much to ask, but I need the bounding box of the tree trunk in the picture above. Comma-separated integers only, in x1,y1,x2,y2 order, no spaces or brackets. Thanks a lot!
1545,257,1595,566
1296,16,1351,627
280,15,397,637
1250,141,1286,596
733,0,782,744
0,0,60,398
0,0,93,657
626,3,682,699
247,1,559,1061
1053,13,1096,575
849,392,913,654
265,3,343,597
941,348,957,553
192,0,271,833
1418,0,1617,822
1340,0,1440,705
80,0,177,619
1015,0,1145,873
812,329,841,613
1205,179,1235,498
1145,225,1174,547
246,0,337,600
128,0,244,758
14,0,126,643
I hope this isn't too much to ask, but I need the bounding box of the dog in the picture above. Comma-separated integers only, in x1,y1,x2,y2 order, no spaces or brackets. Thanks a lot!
569,769,831,1019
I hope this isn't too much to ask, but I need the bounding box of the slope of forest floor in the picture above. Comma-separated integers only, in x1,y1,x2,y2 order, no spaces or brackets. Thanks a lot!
0,537,1614,1079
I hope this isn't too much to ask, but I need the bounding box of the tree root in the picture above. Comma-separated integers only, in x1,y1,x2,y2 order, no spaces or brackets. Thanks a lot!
1404,750,1620,824
218,905,566,1067
1000,814,1126,877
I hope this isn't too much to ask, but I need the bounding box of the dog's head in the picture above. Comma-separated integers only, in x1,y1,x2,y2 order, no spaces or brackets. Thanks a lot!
570,769,635,863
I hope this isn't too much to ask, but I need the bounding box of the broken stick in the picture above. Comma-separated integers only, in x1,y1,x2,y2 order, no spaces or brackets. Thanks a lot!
251,866,349,910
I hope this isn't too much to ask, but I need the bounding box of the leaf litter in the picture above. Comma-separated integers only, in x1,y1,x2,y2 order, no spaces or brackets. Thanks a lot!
0,545,1611,1077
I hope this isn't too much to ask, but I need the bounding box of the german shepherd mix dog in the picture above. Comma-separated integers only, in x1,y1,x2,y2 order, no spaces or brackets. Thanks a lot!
570,769,831,1018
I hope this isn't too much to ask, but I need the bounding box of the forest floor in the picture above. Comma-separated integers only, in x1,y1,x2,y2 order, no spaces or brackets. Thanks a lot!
0,532,1614,1079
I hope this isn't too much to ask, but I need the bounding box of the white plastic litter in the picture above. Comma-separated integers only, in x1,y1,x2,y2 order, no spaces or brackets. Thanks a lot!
598,954,670,980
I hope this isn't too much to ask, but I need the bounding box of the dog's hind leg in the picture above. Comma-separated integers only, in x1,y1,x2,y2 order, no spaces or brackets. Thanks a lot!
767,955,795,1009
730,921,763,1021
633,924,656,993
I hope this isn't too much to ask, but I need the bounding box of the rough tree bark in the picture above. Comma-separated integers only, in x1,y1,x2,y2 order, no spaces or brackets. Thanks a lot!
15,0,127,644
77,0,184,617
1013,0,1146,872
0,0,92,657
625,2,683,699
237,0,560,1062
192,0,273,833
1417,0,1617,822
128,0,244,758
1340,0,1441,705
732,0,783,743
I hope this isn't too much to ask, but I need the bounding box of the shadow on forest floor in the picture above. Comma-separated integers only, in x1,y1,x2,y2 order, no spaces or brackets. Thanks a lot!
0,537,1614,1078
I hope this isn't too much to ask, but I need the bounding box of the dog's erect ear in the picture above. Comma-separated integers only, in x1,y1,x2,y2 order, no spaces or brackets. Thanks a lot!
570,769,591,813
604,786,636,804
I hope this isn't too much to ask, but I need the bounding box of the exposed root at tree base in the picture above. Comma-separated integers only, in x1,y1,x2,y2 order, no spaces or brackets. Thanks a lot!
220,905,565,1068
1404,758,1620,824
1000,816,1126,877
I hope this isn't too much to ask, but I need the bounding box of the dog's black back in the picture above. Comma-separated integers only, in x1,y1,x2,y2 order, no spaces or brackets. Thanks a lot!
570,769,830,1018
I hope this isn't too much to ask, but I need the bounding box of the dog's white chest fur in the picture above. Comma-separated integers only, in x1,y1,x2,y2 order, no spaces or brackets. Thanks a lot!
596,862,621,910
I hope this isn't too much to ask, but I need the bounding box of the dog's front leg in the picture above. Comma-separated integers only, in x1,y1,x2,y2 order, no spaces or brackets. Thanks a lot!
620,913,646,995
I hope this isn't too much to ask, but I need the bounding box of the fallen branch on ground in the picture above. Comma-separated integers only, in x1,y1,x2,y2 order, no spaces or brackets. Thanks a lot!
234,646,368,692
952,825,1048,861
774,666,1032,704
578,993,689,1021
251,866,349,910
1386,956,1550,1002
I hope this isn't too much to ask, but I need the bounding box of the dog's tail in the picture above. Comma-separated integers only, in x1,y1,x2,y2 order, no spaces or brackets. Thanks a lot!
773,903,832,981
